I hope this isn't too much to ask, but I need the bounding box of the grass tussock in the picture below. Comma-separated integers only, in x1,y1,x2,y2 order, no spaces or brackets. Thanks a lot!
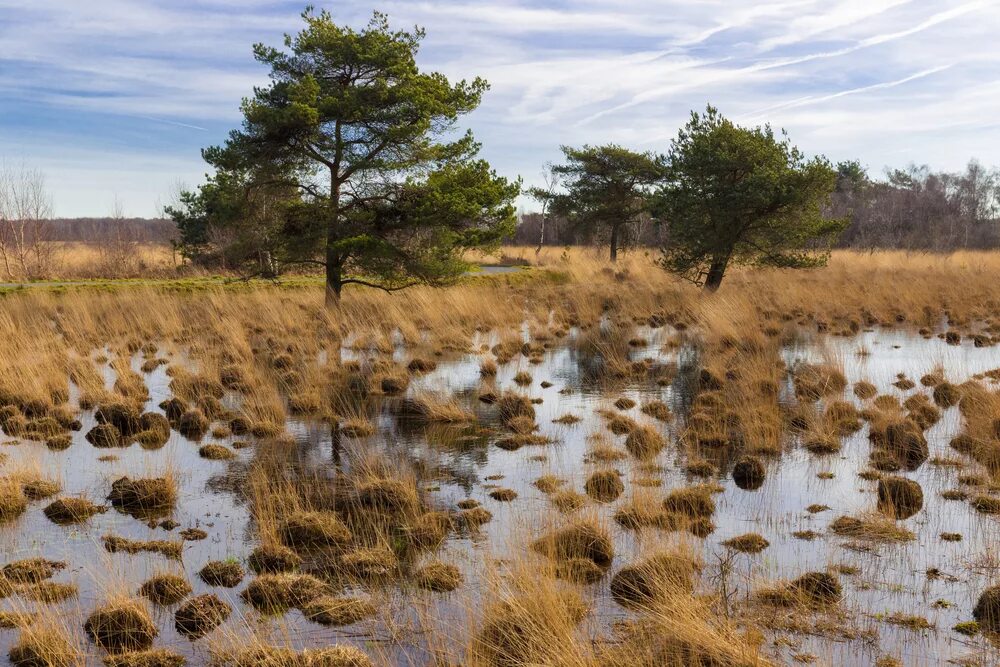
829,514,916,542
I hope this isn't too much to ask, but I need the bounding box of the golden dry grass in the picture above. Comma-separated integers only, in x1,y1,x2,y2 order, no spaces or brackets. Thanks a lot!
3,248,1000,666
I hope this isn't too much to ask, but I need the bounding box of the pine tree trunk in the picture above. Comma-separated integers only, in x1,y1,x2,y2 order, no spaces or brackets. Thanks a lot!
325,263,342,307
326,174,342,308
609,224,619,263
704,257,728,291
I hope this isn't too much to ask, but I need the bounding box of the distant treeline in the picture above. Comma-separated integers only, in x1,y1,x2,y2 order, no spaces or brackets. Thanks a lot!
37,160,1000,253
512,160,1000,251
40,218,177,244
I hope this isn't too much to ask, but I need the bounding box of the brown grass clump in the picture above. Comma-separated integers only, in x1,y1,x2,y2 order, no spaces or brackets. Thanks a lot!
138,574,191,605
179,528,207,541
339,418,375,438
854,381,878,400
240,573,331,612
102,648,185,667
278,511,352,551
824,400,862,434
199,444,235,460
405,510,453,550
640,400,672,421
247,544,302,574
0,611,33,629
407,358,437,374
791,572,842,605
43,496,105,524
9,624,80,667
479,358,498,377
0,478,28,522
84,598,158,654
174,594,231,638
470,575,589,667
496,393,535,425
135,413,171,449
876,476,924,519
531,518,614,569
176,409,209,439
512,370,533,386
610,551,701,608
870,418,929,470
614,397,636,410
533,475,565,494
159,398,186,422
552,413,581,424
394,394,475,423
504,415,537,435
802,431,840,454
21,477,61,500
584,469,624,502
721,533,770,554
108,476,176,513
794,364,847,401
587,439,627,463
614,496,678,530
974,585,1000,632
352,477,419,515
199,561,244,588
86,423,123,448
103,535,183,560
829,514,915,542
596,590,769,667
971,494,1000,514
662,486,715,518
731,456,766,490
905,396,941,429
488,488,517,502
606,413,638,436
932,381,962,407
217,646,373,667
414,561,463,592
339,547,398,581
300,595,376,626
624,425,665,459
45,435,72,451
549,489,587,514
16,581,76,603
455,506,493,529
96,402,143,437
2,558,66,584
553,557,606,585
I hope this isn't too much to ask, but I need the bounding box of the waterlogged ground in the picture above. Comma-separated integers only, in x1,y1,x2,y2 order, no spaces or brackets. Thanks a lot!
2,321,1000,666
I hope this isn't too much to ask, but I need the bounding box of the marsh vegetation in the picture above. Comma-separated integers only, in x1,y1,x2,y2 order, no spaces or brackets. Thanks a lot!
0,250,999,666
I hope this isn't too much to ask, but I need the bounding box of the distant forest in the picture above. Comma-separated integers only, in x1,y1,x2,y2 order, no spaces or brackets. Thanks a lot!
39,161,1000,252
514,160,1000,251
42,218,177,243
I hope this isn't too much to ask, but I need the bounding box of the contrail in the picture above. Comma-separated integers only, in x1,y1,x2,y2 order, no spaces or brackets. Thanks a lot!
739,64,955,122
136,115,208,131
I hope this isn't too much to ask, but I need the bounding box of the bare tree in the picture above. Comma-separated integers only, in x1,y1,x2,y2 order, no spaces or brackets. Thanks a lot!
528,163,560,255
832,159,1000,251
155,179,186,267
0,162,54,280
98,195,139,276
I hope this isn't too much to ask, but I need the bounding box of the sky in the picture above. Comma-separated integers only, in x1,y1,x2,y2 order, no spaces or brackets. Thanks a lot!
1,0,998,217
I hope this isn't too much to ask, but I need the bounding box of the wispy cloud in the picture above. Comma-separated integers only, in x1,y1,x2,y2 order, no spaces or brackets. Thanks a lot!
739,64,956,122
0,0,998,215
